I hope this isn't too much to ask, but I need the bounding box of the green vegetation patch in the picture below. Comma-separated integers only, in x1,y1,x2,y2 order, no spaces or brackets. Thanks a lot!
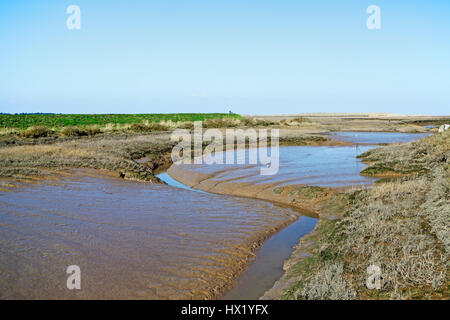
273,187,285,194
361,163,426,176
279,136,327,146
289,186,329,199
0,113,242,129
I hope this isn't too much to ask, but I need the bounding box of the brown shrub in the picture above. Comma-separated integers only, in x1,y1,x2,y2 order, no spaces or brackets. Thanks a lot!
61,126,87,137
241,117,256,126
21,126,52,138
61,126,102,137
130,123,151,132
148,122,168,131
203,118,239,128
291,117,311,123
130,122,168,132
85,127,101,135
177,122,194,130
255,119,274,126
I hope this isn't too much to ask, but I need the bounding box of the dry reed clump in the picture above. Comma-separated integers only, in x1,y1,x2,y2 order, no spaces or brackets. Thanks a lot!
61,126,101,137
20,126,52,138
278,118,315,127
203,118,241,128
176,121,195,130
130,122,170,132
241,117,257,126
419,167,450,256
338,175,447,295
130,123,151,132
287,117,312,126
294,263,356,300
0,128,20,136
240,117,277,127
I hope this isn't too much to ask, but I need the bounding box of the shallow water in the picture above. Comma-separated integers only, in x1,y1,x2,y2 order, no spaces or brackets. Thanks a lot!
168,132,431,192
221,216,317,300
0,172,304,299
331,131,430,144
158,172,318,300
168,145,378,190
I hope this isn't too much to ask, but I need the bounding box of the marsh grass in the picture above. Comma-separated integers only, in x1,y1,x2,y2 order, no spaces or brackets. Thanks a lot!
283,131,449,300
289,186,329,199
0,134,175,182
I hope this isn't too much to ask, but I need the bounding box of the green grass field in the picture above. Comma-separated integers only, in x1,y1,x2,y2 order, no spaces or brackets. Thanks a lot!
0,113,242,129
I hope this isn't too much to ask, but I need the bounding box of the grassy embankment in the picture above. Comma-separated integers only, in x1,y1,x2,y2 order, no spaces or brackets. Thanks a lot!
272,131,449,300
0,113,242,129
0,113,244,137
0,113,318,141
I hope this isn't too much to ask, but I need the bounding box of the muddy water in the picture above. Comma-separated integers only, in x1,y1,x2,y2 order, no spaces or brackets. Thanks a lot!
158,173,318,299
0,171,305,299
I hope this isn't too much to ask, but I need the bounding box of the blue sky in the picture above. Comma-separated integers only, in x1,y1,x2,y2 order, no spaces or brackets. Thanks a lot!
0,0,449,115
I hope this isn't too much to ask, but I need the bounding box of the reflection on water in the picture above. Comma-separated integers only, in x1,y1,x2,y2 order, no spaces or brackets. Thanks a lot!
169,132,431,191
0,172,304,299
169,145,378,190
157,172,209,194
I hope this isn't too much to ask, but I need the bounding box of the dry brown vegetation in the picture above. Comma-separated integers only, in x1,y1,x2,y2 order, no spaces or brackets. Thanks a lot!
0,134,175,182
20,126,52,138
278,131,449,300
61,126,101,137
